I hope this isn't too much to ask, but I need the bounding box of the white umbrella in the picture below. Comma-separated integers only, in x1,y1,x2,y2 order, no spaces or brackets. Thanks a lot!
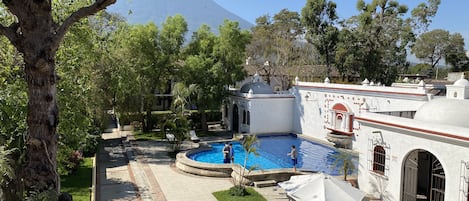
279,173,366,201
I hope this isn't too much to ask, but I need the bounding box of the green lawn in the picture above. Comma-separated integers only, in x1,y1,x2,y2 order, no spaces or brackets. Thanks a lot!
212,187,267,201
133,131,166,141
60,157,93,201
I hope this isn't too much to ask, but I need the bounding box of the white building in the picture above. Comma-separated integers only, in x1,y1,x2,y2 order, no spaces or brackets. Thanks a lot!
224,74,469,201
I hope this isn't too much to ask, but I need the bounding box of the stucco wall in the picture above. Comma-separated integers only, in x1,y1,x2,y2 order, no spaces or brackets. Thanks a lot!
292,84,429,149
356,112,469,201
249,98,294,133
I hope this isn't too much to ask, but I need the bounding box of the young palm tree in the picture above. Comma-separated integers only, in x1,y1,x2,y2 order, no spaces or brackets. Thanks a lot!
231,135,259,196
331,150,356,181
171,82,199,114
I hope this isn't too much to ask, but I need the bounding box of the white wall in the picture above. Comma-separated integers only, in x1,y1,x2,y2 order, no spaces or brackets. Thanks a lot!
356,112,469,201
249,98,294,133
292,84,429,149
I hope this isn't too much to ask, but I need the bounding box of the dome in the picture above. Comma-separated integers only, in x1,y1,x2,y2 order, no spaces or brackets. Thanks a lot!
454,77,469,86
240,82,274,94
414,98,469,128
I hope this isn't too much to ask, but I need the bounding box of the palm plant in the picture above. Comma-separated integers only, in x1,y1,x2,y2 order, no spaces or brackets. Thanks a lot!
171,82,199,114
331,150,356,181
230,135,259,196
162,114,190,152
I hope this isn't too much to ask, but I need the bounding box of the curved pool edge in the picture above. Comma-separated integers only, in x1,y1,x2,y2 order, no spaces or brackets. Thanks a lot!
176,147,306,184
176,148,234,177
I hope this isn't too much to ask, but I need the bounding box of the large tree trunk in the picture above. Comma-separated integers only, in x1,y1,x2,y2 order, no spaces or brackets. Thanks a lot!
23,61,60,192
0,0,116,197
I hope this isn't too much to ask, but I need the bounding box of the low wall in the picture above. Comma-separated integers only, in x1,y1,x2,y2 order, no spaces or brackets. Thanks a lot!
176,148,306,185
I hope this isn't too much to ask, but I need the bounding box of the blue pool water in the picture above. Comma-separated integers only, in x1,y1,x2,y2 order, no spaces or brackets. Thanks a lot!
189,134,357,176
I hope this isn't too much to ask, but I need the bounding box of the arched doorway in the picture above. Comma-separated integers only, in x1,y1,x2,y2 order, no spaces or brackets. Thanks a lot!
402,149,445,201
232,104,239,133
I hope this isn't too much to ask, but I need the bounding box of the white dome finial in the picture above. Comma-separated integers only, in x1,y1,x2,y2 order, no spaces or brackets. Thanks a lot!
324,77,330,84
362,78,370,86
253,72,262,83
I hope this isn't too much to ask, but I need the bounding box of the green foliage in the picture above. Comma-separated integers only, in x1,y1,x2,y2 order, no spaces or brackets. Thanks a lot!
113,15,188,131
0,146,15,186
246,9,306,85
172,82,199,114
302,0,339,77
60,157,93,201
182,20,249,130
25,189,59,201
408,63,431,75
229,185,249,196
0,36,27,201
213,187,266,201
236,135,259,189
337,0,415,85
162,113,191,151
410,0,441,33
331,150,356,181
133,131,166,141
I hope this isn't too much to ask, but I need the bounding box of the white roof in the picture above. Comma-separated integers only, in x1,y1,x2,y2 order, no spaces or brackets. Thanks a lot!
414,98,469,128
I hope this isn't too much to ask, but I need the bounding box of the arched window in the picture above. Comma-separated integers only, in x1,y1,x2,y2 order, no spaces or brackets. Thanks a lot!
247,111,250,125
373,146,386,175
242,110,246,124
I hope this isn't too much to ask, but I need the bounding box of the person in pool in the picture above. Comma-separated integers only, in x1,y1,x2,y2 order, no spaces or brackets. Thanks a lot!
229,143,234,163
287,145,298,172
223,143,231,163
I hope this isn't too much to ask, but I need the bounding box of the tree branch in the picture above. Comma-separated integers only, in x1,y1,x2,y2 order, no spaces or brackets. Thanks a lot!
52,0,116,51
0,23,22,51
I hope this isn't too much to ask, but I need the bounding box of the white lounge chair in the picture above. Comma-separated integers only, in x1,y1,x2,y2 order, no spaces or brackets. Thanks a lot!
189,130,200,143
166,133,176,143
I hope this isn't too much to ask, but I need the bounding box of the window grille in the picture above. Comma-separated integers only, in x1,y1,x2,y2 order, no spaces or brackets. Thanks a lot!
368,135,390,177
373,146,386,175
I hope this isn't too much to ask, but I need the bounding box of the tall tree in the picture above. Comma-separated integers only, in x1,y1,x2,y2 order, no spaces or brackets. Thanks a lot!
0,0,115,197
115,15,187,132
246,10,303,87
411,29,449,70
411,0,441,34
412,29,468,75
446,33,469,72
183,21,249,131
338,0,414,85
301,0,339,78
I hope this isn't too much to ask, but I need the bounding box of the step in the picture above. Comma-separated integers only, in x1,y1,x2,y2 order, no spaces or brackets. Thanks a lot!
253,180,277,188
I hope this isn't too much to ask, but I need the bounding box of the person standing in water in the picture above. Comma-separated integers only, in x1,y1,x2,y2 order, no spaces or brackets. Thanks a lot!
287,145,298,172
223,143,231,163
229,143,234,163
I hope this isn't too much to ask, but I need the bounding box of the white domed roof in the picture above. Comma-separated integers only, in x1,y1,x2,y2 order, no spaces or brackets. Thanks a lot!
454,76,469,86
240,82,273,94
414,98,469,128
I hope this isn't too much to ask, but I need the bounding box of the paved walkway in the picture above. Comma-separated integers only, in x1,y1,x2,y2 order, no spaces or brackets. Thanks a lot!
97,128,288,201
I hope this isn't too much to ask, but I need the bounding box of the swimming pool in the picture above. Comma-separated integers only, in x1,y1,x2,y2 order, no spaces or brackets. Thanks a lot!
188,134,357,176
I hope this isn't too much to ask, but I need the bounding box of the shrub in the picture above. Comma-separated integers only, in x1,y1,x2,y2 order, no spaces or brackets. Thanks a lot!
229,185,249,196
67,151,83,173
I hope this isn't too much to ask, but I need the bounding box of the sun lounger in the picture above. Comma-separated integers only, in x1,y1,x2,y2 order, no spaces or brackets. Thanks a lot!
189,130,200,143
166,133,176,143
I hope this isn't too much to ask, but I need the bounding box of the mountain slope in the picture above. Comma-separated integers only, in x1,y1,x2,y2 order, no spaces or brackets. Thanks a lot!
106,0,253,35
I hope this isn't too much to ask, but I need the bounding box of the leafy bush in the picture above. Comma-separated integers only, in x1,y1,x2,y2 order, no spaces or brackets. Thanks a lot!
229,185,249,196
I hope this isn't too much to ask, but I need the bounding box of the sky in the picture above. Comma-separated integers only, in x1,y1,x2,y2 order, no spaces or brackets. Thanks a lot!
213,0,469,50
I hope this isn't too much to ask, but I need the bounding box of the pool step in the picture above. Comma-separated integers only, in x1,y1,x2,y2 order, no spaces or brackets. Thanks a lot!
254,180,277,188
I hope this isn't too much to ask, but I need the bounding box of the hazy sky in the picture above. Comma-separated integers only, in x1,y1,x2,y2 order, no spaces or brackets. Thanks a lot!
214,0,469,50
